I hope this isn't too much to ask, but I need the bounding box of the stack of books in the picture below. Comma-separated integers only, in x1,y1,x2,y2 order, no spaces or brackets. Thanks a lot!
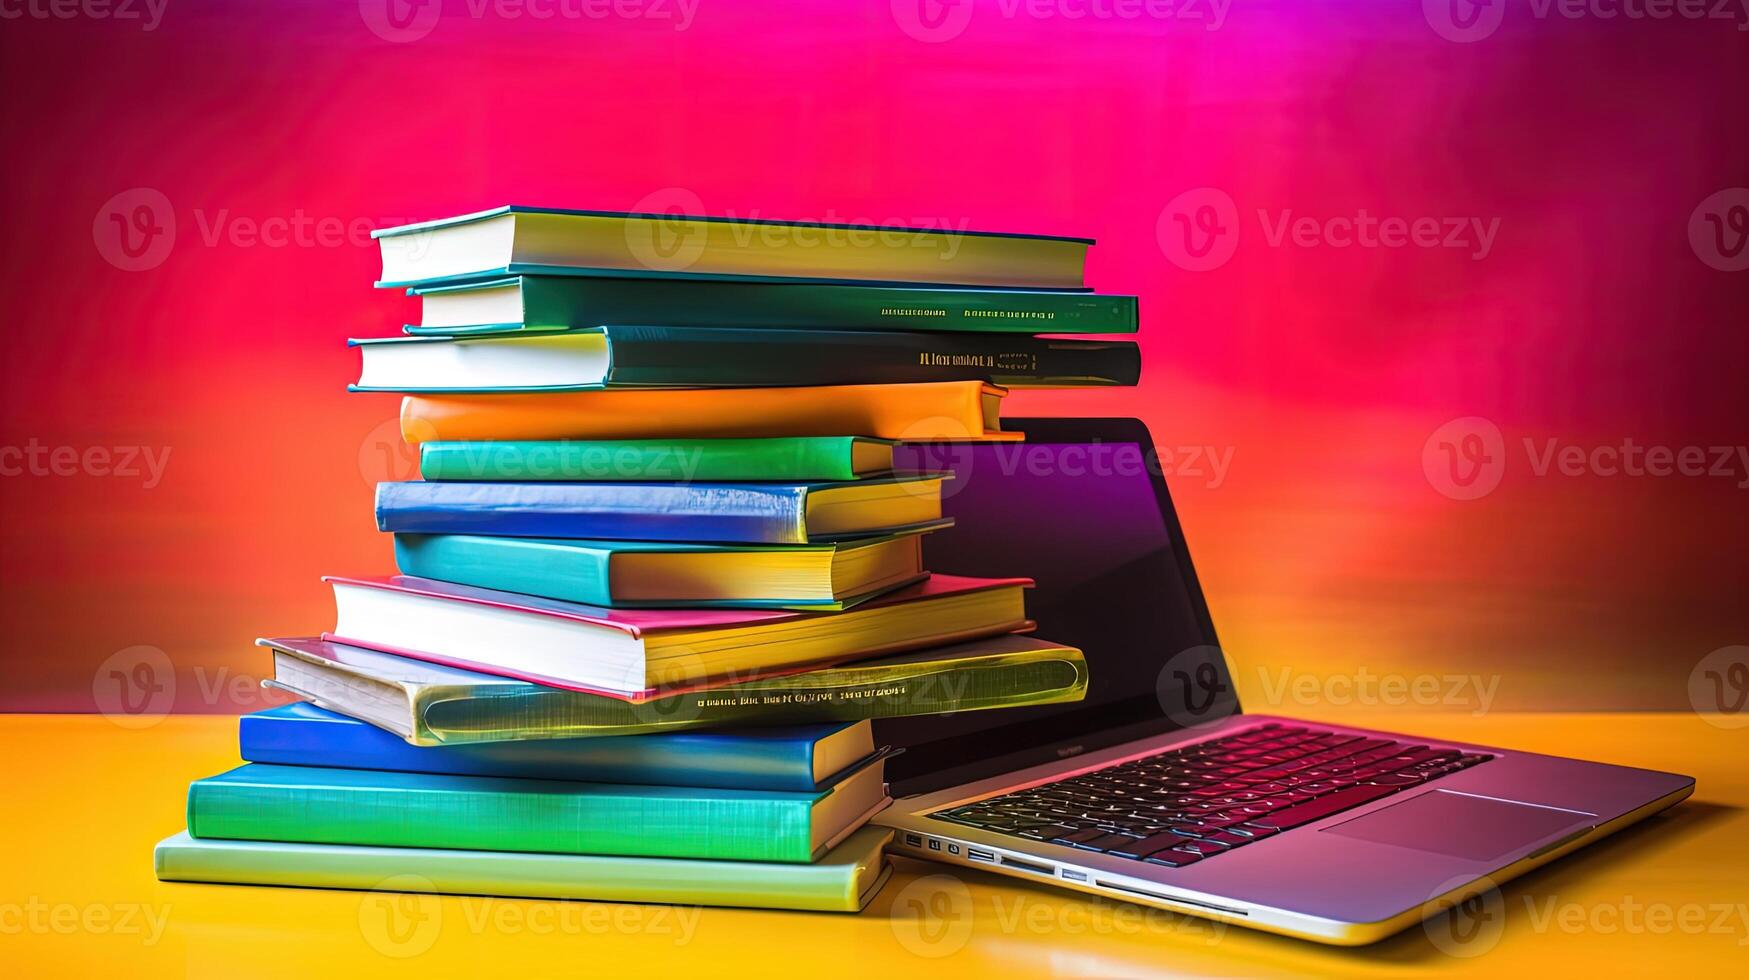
155,206,1139,913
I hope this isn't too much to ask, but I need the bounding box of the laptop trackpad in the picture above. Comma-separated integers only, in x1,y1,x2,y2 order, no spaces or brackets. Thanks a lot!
1322,790,1596,862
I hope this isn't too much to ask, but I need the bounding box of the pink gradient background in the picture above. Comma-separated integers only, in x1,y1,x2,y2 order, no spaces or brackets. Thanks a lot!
1,1,1744,714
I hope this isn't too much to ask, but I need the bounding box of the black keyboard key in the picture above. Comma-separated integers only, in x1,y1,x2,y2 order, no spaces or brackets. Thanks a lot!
1071,832,1148,853
1245,783,1402,831
1142,849,1203,868
1017,824,1079,840
1105,832,1191,859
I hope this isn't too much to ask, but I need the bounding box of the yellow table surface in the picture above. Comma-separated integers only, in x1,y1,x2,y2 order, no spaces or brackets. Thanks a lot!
4,711,1744,977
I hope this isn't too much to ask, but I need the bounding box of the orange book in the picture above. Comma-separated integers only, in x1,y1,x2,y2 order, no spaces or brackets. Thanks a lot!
399,381,1020,444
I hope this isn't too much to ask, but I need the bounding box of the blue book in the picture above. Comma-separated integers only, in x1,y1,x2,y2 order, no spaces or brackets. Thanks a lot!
373,475,948,544
239,703,879,792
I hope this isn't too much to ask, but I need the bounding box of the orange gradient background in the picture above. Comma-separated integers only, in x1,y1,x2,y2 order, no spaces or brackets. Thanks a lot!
1,1,1744,715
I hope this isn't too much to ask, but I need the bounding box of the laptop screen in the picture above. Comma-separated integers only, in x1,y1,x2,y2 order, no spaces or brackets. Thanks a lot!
878,418,1240,797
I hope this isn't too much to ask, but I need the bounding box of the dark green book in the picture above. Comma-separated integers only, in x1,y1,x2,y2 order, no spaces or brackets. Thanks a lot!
407,274,1137,336
185,755,889,863
421,437,897,482
354,325,1138,391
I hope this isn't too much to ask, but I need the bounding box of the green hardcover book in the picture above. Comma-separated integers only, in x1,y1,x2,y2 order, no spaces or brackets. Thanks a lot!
408,274,1137,336
154,826,893,913
421,437,897,483
186,755,889,864
392,531,930,610
257,633,1089,745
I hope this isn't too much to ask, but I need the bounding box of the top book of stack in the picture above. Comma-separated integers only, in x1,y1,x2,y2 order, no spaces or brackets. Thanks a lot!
372,206,1096,290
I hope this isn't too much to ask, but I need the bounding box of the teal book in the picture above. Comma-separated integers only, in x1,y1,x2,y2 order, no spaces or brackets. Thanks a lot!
408,274,1136,335
154,826,894,912
186,757,890,863
420,437,897,483
393,531,929,610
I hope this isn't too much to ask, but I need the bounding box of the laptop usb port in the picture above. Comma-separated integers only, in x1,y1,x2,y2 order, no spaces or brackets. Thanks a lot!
966,848,995,863
903,833,922,848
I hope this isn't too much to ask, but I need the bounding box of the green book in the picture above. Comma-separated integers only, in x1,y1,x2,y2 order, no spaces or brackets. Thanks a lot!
258,633,1089,745
421,437,896,482
186,756,889,864
154,825,893,913
408,274,1138,336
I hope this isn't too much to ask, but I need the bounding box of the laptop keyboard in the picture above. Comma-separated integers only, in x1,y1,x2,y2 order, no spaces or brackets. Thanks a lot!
927,723,1493,868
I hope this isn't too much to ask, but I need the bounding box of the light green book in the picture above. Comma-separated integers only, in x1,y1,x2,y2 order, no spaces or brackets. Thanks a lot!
154,826,892,913
420,437,896,482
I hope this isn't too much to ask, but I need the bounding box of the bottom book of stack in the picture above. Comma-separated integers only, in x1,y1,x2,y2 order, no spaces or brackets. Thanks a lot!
154,825,892,913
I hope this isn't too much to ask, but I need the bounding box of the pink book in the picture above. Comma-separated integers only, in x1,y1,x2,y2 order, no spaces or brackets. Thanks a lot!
322,573,1033,700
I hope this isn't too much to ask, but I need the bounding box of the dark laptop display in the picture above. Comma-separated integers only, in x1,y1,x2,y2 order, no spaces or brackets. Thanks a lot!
881,418,1240,796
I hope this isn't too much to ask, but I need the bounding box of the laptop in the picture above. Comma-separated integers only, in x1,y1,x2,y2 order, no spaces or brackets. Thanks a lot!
873,417,1693,945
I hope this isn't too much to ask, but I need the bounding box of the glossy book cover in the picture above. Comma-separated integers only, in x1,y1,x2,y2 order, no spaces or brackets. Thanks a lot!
408,274,1135,336
155,825,893,913
185,758,890,863
372,474,950,545
239,702,879,791
321,572,1034,698
258,633,1086,744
